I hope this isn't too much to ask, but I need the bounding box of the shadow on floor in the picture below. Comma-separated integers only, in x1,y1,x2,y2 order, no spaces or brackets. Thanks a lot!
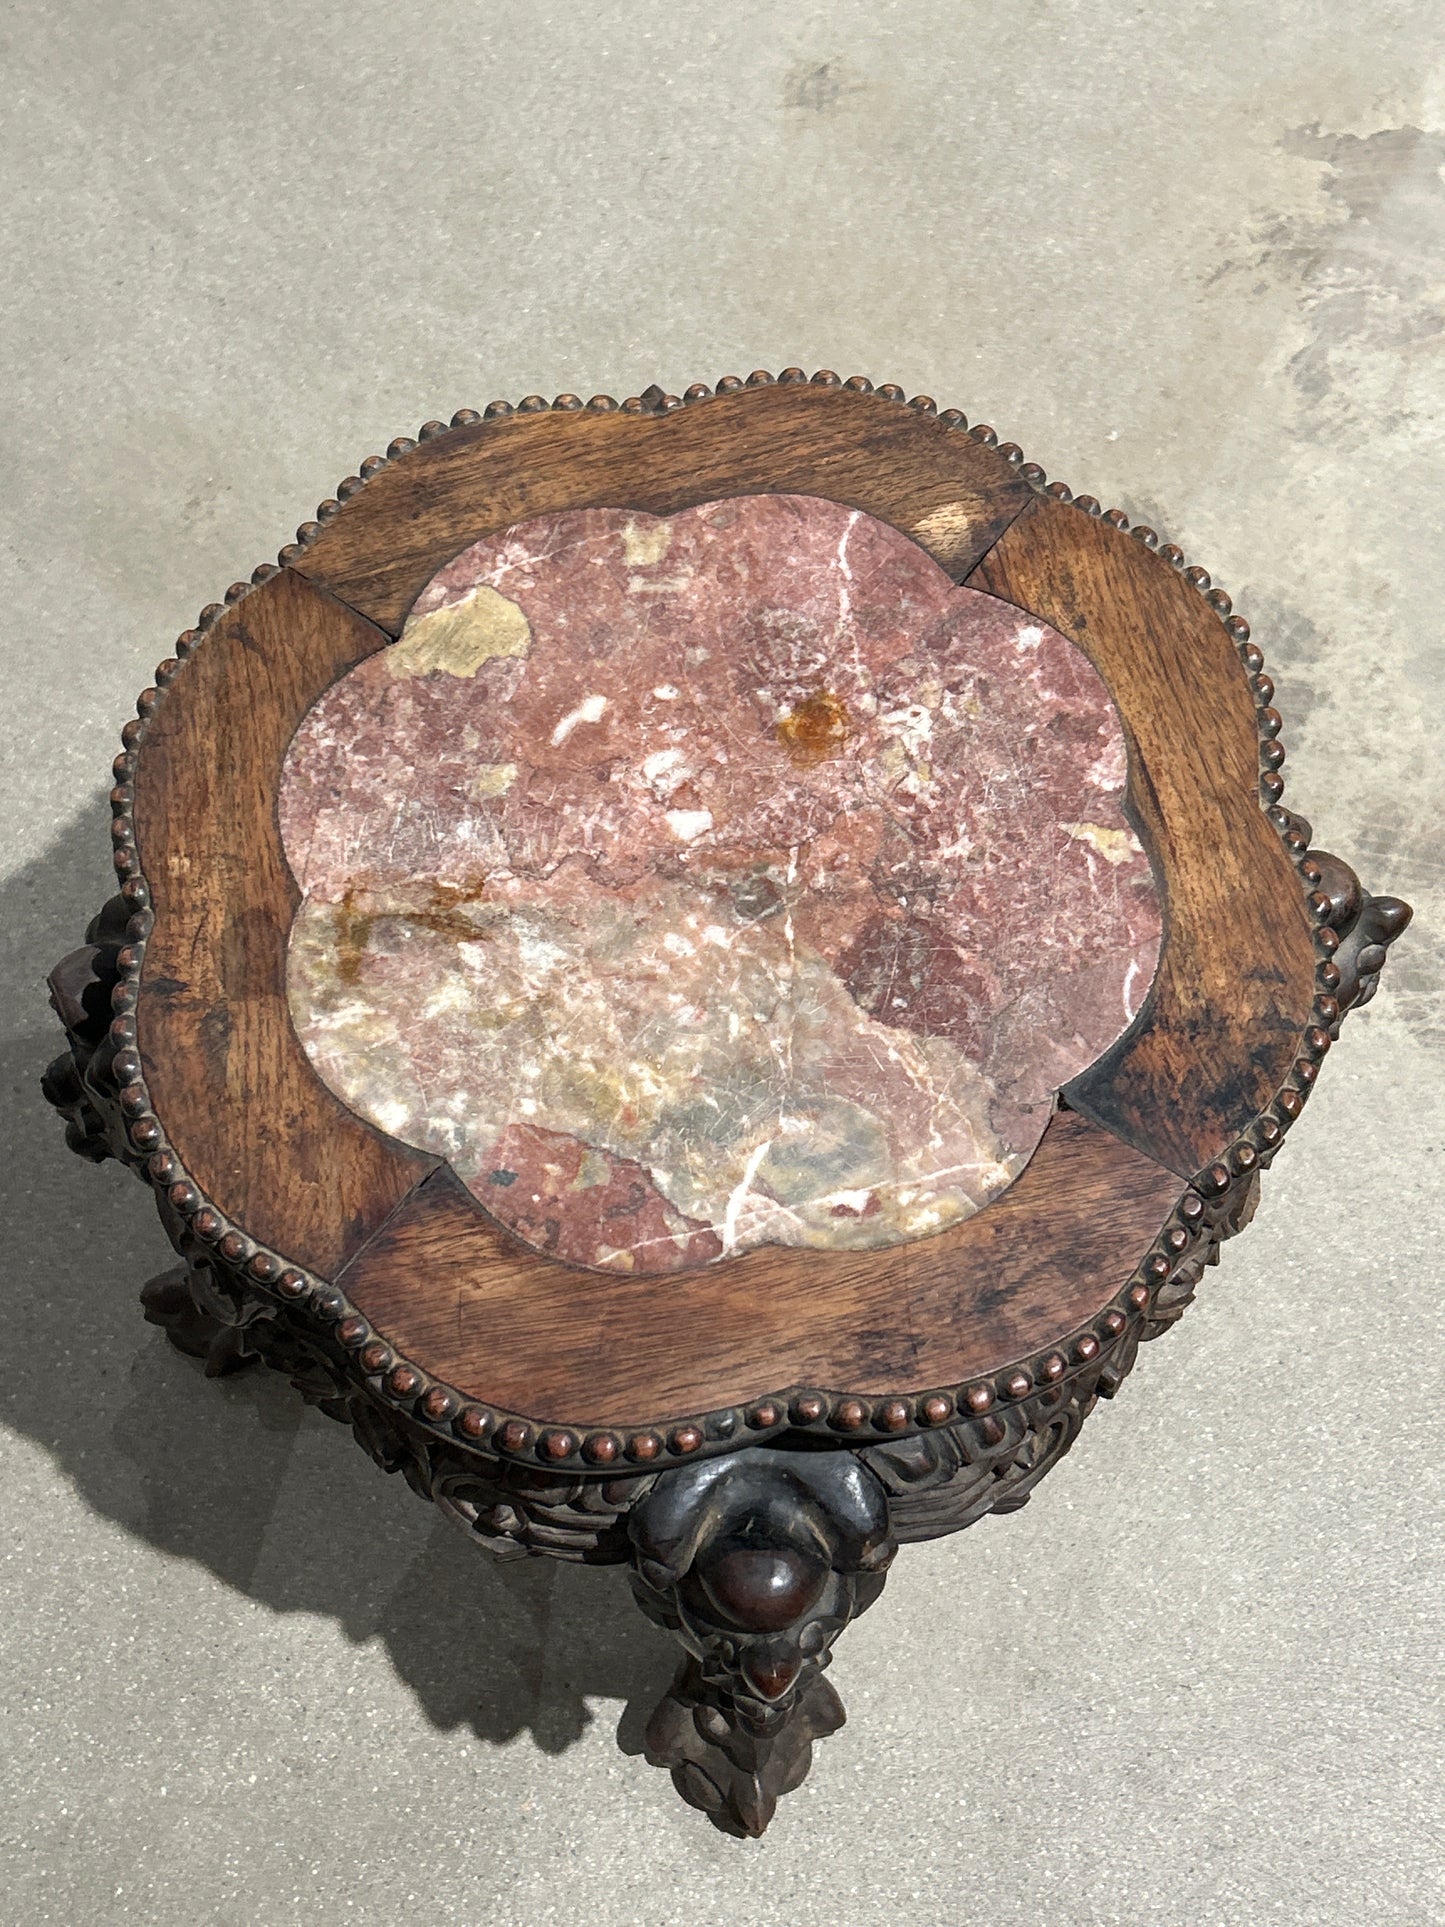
0,799,679,1761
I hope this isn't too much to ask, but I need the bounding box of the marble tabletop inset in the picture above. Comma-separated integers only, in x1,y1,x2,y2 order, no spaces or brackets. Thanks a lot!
278,494,1162,1274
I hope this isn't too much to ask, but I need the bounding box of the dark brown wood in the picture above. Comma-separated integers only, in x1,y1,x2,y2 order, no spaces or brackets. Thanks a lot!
292,385,1033,632
139,1262,261,1377
628,1447,893,1837
969,496,1319,1175
334,1110,1183,1425
131,568,437,1277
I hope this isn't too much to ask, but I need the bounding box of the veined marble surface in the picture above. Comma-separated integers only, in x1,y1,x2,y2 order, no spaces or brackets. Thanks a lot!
279,494,1161,1272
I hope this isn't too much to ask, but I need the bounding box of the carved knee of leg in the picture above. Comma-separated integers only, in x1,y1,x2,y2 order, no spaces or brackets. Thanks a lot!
629,1446,895,1720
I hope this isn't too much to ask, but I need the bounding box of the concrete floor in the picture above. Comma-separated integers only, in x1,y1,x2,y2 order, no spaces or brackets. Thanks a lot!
3,3,1443,1920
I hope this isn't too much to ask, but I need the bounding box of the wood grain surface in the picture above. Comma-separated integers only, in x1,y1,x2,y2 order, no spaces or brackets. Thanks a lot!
335,1109,1183,1426
133,569,438,1276
969,497,1318,1175
293,386,1033,632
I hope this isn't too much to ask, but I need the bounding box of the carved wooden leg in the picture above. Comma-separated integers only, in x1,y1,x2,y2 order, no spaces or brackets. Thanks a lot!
140,1261,263,1377
627,1447,895,1836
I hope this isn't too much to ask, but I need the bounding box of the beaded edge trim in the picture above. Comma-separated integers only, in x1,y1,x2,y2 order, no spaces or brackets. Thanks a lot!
99,368,1339,1469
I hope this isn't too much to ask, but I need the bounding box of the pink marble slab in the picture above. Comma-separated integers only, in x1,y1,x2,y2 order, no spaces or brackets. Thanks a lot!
279,494,1162,1274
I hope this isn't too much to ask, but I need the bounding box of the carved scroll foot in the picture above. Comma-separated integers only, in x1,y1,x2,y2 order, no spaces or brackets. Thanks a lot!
627,1446,894,1835
140,1262,261,1377
643,1653,845,1837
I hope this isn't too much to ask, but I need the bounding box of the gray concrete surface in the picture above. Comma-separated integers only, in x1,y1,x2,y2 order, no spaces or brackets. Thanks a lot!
3,3,1443,1920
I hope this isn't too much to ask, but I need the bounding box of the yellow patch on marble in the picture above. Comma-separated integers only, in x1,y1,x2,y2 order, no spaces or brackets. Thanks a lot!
879,740,910,785
471,762,518,800
1062,821,1143,866
388,584,531,680
620,519,672,566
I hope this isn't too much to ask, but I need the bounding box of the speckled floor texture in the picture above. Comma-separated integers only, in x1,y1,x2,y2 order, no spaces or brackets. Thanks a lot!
3,5,1442,1922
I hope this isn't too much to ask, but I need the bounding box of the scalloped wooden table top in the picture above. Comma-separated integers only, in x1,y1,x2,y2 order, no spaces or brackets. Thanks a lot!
125,379,1321,1433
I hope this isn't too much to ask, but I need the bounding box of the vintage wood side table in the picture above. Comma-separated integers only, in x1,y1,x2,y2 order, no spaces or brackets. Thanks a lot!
44,373,1410,1837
